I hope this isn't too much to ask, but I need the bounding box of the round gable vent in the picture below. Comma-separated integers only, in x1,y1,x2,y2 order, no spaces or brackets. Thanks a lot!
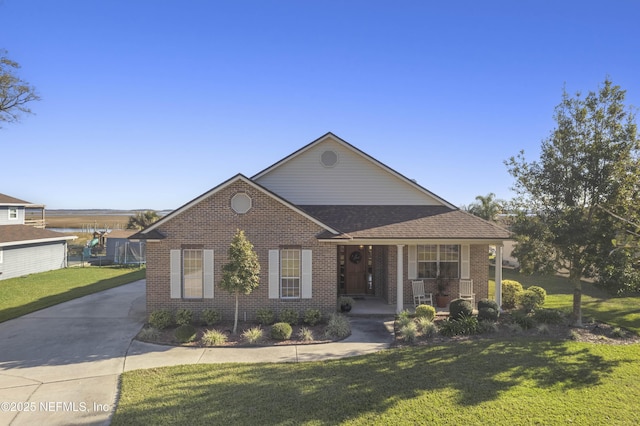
321,150,338,168
231,193,252,214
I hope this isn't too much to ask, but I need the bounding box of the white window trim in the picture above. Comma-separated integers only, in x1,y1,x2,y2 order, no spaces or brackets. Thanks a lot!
269,249,312,299
8,208,18,220
169,249,214,299
409,244,466,280
0,248,3,264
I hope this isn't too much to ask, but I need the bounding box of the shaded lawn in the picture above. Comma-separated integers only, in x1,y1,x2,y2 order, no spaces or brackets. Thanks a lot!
0,266,145,323
112,340,640,425
490,268,640,334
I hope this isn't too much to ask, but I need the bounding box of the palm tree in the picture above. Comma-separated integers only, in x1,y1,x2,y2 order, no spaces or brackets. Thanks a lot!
126,210,160,230
467,193,502,222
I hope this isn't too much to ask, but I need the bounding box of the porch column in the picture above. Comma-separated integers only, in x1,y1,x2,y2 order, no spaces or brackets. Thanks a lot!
396,245,404,314
495,245,503,310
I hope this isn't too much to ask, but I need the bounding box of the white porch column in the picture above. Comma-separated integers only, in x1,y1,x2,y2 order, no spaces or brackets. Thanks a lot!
495,245,503,310
396,245,404,314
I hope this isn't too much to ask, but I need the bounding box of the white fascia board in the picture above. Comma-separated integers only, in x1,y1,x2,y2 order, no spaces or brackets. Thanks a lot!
0,235,77,248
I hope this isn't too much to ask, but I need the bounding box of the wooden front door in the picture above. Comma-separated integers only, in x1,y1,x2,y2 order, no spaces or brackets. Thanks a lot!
344,246,371,295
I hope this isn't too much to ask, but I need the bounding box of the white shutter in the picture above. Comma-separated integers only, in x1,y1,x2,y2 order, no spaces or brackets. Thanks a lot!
268,250,280,299
170,249,181,299
408,245,417,279
461,244,470,279
203,249,214,298
301,249,312,299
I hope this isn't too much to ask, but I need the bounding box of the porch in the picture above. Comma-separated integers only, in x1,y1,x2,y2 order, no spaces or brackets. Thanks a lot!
346,296,451,317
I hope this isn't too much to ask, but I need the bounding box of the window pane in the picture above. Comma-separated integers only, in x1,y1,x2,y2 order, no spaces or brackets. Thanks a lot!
418,262,437,279
281,249,300,298
183,249,203,298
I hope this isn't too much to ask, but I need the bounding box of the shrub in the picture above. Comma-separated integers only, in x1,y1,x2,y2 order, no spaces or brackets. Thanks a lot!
478,307,499,322
298,327,315,342
415,317,432,332
137,326,160,341
400,322,418,343
512,310,536,330
439,315,479,336
521,286,546,312
398,309,411,320
415,304,436,321
201,309,222,326
270,322,293,340
242,327,264,345
256,308,275,326
324,313,351,339
477,298,499,311
279,308,299,325
303,308,322,326
396,315,413,328
174,324,197,343
449,298,473,320
420,320,438,337
533,308,565,324
175,308,193,326
612,327,625,338
478,320,499,334
149,310,173,330
202,329,228,346
502,280,524,309
536,323,550,335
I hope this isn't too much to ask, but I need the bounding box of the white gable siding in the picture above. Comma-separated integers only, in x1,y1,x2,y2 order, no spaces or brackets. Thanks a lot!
255,138,442,206
0,206,25,225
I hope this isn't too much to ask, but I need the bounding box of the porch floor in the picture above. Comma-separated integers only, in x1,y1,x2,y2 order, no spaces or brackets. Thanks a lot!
346,296,450,317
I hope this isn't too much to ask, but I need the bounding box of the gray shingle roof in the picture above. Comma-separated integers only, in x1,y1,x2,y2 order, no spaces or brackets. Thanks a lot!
0,193,31,205
0,225,76,245
299,205,512,240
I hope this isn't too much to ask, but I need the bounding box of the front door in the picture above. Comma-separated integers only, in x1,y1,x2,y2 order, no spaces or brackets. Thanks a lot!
343,246,372,295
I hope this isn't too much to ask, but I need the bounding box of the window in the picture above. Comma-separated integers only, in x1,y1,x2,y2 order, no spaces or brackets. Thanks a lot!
280,249,300,298
417,244,459,279
169,249,214,299
183,249,203,298
8,208,18,220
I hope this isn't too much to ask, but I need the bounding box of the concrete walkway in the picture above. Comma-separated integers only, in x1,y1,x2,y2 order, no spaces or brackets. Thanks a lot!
0,280,394,425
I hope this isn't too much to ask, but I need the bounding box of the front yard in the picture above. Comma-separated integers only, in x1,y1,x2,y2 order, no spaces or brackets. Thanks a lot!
112,269,640,425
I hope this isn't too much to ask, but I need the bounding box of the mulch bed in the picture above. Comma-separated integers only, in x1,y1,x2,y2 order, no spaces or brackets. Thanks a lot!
392,312,640,348
137,322,336,347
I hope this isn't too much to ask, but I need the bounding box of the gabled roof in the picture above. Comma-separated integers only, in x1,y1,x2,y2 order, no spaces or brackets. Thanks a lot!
252,132,457,209
0,225,77,247
300,205,512,241
130,174,340,240
0,193,32,206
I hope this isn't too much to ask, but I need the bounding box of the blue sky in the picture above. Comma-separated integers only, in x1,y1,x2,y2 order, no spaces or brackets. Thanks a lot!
1,0,639,210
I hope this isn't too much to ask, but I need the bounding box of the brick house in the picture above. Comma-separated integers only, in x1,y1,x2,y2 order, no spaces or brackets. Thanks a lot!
132,133,511,320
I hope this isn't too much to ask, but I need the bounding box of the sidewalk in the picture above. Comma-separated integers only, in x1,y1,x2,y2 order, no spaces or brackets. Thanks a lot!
0,280,394,426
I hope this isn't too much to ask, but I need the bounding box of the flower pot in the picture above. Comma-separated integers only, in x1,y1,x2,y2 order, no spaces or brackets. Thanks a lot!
340,304,352,313
436,295,449,308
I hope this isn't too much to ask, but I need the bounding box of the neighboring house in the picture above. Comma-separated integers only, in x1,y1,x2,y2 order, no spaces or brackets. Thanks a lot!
0,193,76,280
131,133,511,319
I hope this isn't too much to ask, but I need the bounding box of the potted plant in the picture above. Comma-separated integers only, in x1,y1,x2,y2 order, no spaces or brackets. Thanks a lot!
339,296,355,313
435,275,450,308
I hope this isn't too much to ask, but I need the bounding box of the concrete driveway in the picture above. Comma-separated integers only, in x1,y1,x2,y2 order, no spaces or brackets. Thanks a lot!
0,280,394,425
0,280,146,426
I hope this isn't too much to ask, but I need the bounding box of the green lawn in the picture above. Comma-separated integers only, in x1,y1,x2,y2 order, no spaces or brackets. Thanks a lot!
0,266,145,323
490,268,640,334
112,340,640,425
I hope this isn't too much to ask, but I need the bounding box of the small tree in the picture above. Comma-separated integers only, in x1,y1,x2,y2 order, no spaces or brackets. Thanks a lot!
220,229,260,334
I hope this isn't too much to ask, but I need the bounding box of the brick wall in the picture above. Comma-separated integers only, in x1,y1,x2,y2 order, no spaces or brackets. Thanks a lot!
146,179,337,323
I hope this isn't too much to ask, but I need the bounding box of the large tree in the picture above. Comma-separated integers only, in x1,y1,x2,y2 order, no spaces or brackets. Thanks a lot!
0,50,40,127
220,229,260,334
506,79,640,326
